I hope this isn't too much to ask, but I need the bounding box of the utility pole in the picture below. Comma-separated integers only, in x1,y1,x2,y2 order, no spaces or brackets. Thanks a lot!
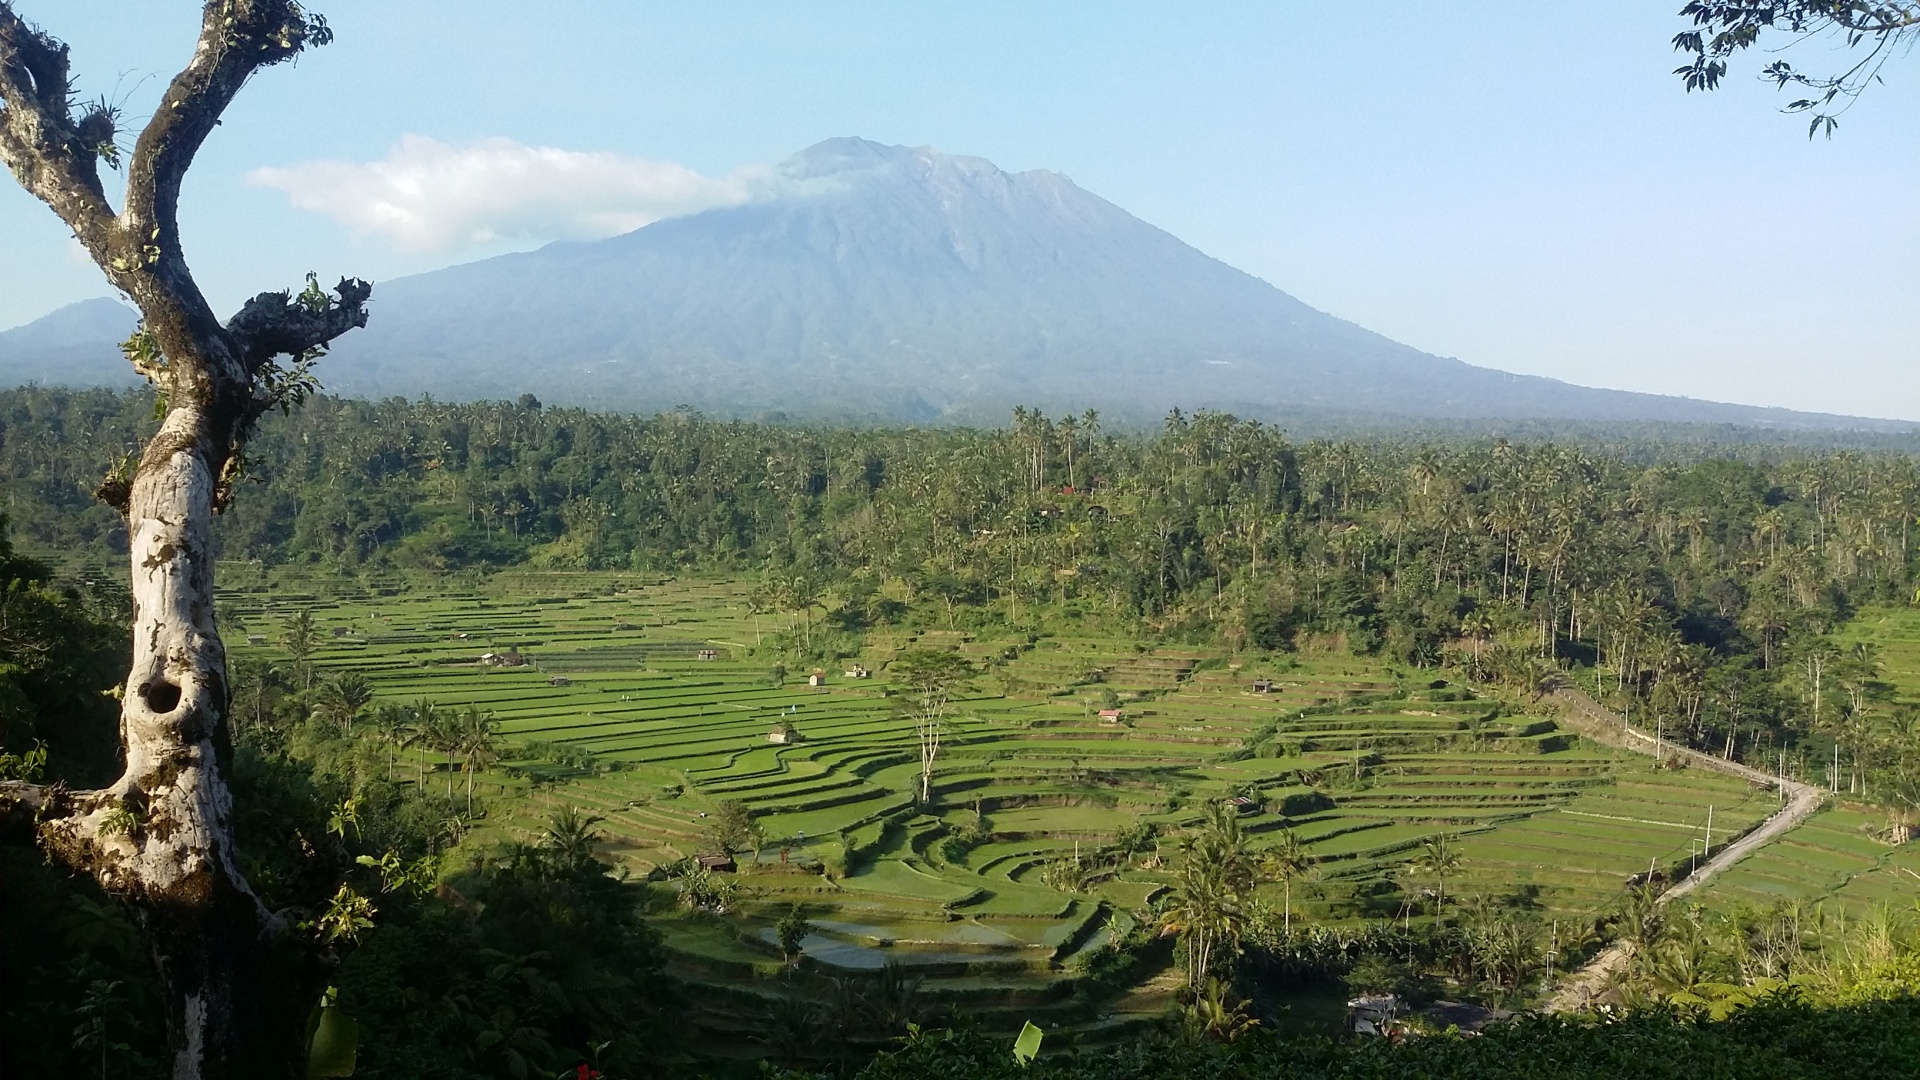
1547,919,1558,986
1705,805,1713,857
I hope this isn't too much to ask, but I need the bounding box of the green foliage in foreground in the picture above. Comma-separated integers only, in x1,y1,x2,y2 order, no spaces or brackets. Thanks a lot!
1,512,673,1077
0,513,125,784
335,840,670,1079
794,995,1920,1080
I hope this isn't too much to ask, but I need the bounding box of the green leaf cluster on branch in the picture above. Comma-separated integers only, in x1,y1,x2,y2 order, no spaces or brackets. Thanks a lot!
1673,2,1920,136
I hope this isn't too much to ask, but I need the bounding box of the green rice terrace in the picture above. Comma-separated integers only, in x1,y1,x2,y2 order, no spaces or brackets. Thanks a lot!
1836,604,1920,715
1687,604,1920,918
1693,804,1920,916
222,569,1785,1045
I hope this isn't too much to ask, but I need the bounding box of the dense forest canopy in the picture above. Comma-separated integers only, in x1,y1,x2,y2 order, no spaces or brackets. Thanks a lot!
5,386,1919,798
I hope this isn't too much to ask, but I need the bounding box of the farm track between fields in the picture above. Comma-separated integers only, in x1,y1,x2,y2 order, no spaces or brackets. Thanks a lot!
1545,683,1822,1012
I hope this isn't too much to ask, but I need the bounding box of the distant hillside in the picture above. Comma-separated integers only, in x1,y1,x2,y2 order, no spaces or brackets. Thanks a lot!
1,140,1907,432
307,138,1901,430
0,298,140,388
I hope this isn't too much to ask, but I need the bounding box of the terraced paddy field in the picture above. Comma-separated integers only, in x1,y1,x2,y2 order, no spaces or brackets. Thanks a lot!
220,569,1801,1039
1693,805,1920,915
1836,605,1920,709
1680,604,1920,918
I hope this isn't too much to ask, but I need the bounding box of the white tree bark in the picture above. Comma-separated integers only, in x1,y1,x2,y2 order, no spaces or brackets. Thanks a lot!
0,5,370,1075
46,410,238,890
918,709,942,803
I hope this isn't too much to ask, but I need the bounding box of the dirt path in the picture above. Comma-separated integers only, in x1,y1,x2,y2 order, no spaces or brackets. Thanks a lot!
1541,682,1823,1012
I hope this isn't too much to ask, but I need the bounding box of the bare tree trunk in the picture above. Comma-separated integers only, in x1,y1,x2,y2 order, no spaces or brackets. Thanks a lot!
918,713,939,803
4,412,327,1075
5,337,357,1080
0,6,371,1075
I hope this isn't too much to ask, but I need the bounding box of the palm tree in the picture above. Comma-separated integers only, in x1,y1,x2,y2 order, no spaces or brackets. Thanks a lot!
771,571,820,652
1461,609,1497,682
756,991,825,1065
864,961,923,1034
369,702,413,780
1183,976,1259,1043
317,671,374,737
1410,833,1463,917
228,656,285,735
456,706,499,816
1260,828,1312,935
1166,855,1243,990
1164,803,1255,988
1616,882,1665,955
409,698,441,788
427,702,466,801
281,609,319,691
540,805,605,873
1644,906,1713,1000
1058,412,1080,490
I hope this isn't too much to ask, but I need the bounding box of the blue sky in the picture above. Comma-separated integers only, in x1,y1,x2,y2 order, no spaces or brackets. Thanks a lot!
3,2,1915,418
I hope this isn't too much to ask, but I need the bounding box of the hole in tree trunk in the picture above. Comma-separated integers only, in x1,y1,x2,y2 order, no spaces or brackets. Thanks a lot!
142,679,182,713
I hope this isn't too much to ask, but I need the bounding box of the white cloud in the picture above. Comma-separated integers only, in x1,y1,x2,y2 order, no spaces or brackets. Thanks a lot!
249,135,756,252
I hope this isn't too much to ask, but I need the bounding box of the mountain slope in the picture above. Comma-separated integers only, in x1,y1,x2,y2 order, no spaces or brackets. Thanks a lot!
1,141,1902,430
0,298,140,388
312,138,1889,428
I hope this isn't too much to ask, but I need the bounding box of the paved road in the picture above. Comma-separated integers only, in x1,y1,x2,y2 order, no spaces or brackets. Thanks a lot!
1541,683,1823,1012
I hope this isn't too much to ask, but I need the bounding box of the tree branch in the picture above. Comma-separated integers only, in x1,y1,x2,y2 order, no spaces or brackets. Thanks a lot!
1673,2,1919,134
123,1,328,247
0,3,117,244
0,777,57,840
4,2,341,409
225,277,373,373
0,777,124,865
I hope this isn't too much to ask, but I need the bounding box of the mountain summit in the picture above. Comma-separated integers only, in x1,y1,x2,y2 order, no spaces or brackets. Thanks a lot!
2,139,1898,429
